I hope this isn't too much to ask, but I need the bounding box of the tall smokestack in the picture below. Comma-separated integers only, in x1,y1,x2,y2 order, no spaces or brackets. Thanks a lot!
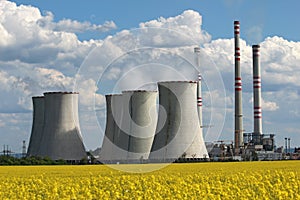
234,21,243,151
194,47,202,128
252,45,262,143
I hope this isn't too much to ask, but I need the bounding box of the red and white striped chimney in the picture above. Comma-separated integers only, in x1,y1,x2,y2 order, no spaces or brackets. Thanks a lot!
252,45,262,138
194,47,203,128
234,21,243,150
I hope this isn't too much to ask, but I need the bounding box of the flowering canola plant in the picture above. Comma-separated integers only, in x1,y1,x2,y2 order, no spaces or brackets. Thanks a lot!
0,161,299,199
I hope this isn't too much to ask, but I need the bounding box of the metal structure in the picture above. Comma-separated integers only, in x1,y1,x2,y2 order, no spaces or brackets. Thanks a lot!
243,132,274,151
22,140,26,157
27,96,44,157
234,21,244,151
288,138,291,154
150,81,208,161
38,92,86,161
252,45,262,144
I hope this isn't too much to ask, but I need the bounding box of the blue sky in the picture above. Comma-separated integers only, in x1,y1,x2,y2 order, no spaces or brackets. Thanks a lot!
13,0,300,42
0,0,299,152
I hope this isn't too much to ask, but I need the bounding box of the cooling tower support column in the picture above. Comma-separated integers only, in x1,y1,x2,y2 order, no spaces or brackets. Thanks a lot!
234,21,244,152
39,92,86,161
27,96,44,157
252,45,262,144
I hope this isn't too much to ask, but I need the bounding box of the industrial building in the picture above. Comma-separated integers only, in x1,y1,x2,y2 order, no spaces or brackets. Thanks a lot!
209,21,279,161
27,92,87,162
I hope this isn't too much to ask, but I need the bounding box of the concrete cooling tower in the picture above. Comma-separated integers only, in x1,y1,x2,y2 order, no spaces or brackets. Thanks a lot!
100,90,157,163
99,94,128,163
38,92,86,161
27,96,44,157
150,81,208,161
122,90,158,161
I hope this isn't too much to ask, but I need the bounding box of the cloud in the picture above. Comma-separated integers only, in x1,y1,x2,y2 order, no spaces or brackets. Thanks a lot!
76,77,106,111
139,10,211,47
261,99,279,111
38,11,117,33
245,25,263,44
0,1,104,68
0,120,5,127
248,97,279,111
0,67,75,112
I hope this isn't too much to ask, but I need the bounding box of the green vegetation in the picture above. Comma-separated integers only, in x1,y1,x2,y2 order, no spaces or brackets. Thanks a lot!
0,155,67,165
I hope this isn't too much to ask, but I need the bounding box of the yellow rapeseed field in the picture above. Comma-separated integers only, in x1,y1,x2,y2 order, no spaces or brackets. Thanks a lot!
0,161,299,199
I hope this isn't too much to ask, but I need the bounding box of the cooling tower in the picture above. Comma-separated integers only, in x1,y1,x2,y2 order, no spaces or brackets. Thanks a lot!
252,45,262,143
27,96,44,157
150,81,208,161
38,92,86,161
99,94,128,163
234,21,244,151
122,90,158,161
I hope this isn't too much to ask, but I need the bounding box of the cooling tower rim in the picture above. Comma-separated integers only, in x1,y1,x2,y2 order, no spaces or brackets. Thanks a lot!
122,90,157,93
32,96,44,99
158,80,197,84
105,93,123,97
44,91,79,95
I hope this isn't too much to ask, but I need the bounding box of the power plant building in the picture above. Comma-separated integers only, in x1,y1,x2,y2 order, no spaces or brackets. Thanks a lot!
150,81,208,161
26,20,282,163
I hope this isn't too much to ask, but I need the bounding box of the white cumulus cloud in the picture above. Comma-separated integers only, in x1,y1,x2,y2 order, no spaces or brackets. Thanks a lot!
38,11,116,33
139,10,211,47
